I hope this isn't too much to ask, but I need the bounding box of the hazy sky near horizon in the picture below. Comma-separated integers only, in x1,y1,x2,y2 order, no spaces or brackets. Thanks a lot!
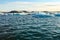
0,0,60,11
0,0,60,4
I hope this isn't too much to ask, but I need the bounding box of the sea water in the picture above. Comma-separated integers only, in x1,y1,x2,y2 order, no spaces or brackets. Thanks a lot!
0,13,60,40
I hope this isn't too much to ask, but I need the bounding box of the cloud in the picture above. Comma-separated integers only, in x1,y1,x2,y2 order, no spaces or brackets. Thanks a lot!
0,1,44,11
0,1,60,11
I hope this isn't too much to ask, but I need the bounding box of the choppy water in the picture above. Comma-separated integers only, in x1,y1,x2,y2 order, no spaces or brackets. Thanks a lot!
0,13,60,40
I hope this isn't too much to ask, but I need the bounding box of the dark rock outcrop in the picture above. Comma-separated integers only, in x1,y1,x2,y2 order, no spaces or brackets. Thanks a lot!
8,10,19,13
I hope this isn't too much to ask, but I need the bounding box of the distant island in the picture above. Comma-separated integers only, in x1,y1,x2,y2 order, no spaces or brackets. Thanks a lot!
1,10,35,13
1,10,60,14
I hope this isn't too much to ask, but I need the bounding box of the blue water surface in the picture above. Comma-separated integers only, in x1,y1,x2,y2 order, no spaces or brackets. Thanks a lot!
0,13,60,40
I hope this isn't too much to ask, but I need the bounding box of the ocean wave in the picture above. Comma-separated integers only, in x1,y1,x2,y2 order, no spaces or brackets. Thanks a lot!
0,13,60,40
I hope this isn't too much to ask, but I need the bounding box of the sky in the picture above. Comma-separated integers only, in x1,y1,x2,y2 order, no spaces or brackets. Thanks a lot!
0,0,60,11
